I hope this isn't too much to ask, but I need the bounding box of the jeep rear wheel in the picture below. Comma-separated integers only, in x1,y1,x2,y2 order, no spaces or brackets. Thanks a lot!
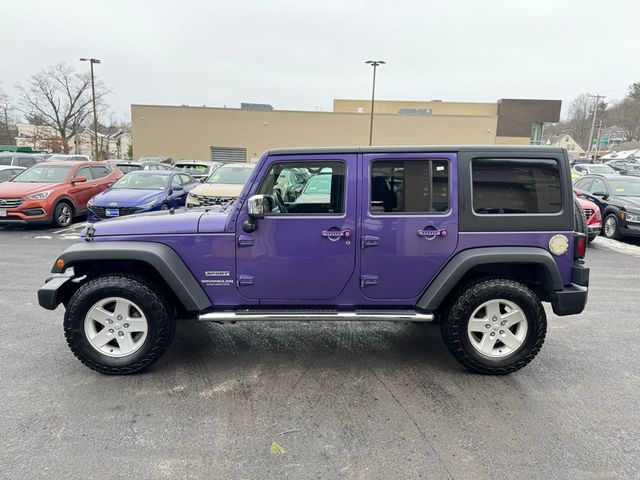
441,278,547,374
64,274,175,374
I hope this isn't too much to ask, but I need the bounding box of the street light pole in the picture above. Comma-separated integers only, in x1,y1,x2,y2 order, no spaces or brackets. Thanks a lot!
80,58,101,160
365,60,385,146
586,94,604,159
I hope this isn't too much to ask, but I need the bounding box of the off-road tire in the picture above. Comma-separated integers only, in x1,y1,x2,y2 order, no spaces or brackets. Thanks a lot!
64,274,175,374
441,278,547,375
53,201,73,228
603,213,622,240
574,198,587,235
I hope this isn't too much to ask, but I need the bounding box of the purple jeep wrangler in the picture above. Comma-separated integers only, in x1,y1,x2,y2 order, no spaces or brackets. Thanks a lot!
38,146,589,375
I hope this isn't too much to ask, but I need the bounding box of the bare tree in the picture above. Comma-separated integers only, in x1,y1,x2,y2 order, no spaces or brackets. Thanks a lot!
566,93,607,149
0,86,16,145
17,63,109,153
605,83,640,142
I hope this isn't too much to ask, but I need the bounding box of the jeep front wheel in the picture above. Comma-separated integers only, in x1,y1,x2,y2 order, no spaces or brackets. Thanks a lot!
441,278,547,374
64,274,175,374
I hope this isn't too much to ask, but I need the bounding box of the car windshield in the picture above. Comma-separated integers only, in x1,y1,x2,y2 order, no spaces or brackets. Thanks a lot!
588,165,616,174
607,178,640,196
118,164,142,173
176,164,208,175
206,166,253,184
13,165,73,183
302,174,332,195
112,173,169,190
626,165,640,173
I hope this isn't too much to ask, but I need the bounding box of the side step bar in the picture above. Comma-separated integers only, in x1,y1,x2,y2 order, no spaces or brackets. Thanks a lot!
198,310,434,323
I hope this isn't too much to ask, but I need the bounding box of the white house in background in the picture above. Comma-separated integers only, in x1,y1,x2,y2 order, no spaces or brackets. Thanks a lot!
15,124,67,152
601,149,640,161
70,129,132,159
14,124,132,159
545,134,585,159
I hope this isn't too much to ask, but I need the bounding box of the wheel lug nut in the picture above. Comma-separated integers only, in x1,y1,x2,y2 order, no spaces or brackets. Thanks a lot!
485,324,491,329
490,332,495,337
118,331,124,337
123,323,129,328
117,315,123,321
492,316,497,322
500,321,506,326
108,319,113,324
108,329,114,334
499,330,505,334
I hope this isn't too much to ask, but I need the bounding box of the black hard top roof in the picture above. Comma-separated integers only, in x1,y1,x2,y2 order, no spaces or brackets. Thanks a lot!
268,145,565,155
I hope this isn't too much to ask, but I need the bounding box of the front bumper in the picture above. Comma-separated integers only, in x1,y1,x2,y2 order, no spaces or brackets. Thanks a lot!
37,271,76,310
0,200,51,224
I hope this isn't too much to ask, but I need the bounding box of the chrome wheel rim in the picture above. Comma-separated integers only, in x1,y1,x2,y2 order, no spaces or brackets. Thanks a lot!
57,204,71,226
161,204,169,210
604,216,617,237
84,297,149,357
467,299,528,358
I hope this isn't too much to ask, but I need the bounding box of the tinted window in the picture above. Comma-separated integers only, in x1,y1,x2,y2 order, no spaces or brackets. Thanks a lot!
370,159,449,214
590,178,607,193
0,157,12,166
17,157,36,167
575,177,593,191
91,166,109,179
0,170,12,181
172,175,183,187
76,167,93,180
472,158,561,214
258,161,345,215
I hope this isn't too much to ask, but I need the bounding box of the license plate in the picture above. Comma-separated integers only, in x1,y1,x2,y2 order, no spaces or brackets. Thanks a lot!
105,208,120,217
0,209,6,217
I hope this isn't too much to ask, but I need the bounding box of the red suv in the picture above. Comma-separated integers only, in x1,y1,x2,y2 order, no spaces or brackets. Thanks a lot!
0,161,122,227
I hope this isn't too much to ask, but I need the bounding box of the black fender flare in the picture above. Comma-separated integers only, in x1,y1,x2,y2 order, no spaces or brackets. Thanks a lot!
416,247,565,311
50,241,212,311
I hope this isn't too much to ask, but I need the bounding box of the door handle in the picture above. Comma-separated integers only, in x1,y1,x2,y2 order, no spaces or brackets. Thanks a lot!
361,235,379,248
417,228,449,240
237,235,254,247
321,229,351,240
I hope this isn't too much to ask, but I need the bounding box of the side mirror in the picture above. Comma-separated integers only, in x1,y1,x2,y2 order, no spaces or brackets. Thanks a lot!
73,176,87,183
592,191,609,200
243,194,273,233
247,194,273,219
172,184,184,192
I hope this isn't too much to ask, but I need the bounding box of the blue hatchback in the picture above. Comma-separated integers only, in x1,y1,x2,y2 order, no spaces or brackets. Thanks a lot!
87,170,197,222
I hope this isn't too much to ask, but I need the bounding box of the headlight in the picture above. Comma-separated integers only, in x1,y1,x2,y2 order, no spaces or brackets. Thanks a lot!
187,192,200,204
87,198,94,207
27,190,52,200
626,212,640,223
139,199,158,210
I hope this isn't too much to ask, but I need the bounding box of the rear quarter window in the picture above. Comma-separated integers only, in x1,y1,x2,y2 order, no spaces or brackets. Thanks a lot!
472,158,561,215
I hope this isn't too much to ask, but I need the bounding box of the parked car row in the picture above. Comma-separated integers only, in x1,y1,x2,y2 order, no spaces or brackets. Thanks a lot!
0,159,257,227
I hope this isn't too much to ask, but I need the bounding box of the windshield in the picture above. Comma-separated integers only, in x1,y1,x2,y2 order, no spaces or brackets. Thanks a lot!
176,164,209,175
608,178,640,196
588,165,616,174
13,165,73,183
626,165,640,173
302,174,332,195
118,164,142,173
112,173,169,190
206,166,253,184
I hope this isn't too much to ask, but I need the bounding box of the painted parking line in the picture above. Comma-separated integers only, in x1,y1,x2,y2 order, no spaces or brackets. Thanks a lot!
591,236,640,257
52,222,88,235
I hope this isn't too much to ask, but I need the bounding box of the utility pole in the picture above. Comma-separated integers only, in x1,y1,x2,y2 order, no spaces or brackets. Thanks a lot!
586,94,604,159
594,120,603,162
365,60,385,146
80,58,101,160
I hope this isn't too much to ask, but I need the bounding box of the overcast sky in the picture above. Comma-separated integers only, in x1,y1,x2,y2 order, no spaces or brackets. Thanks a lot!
2,0,639,122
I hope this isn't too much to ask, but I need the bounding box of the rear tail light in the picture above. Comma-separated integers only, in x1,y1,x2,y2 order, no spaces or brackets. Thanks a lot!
574,233,587,259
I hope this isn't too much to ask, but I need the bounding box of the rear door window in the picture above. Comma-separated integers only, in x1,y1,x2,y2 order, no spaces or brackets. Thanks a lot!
472,158,561,214
91,166,109,179
369,159,449,214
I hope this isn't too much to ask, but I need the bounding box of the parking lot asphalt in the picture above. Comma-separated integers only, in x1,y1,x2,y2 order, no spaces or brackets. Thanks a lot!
1,225,639,480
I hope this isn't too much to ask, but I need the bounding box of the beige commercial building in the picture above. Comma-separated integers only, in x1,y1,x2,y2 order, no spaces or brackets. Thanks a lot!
131,98,561,162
